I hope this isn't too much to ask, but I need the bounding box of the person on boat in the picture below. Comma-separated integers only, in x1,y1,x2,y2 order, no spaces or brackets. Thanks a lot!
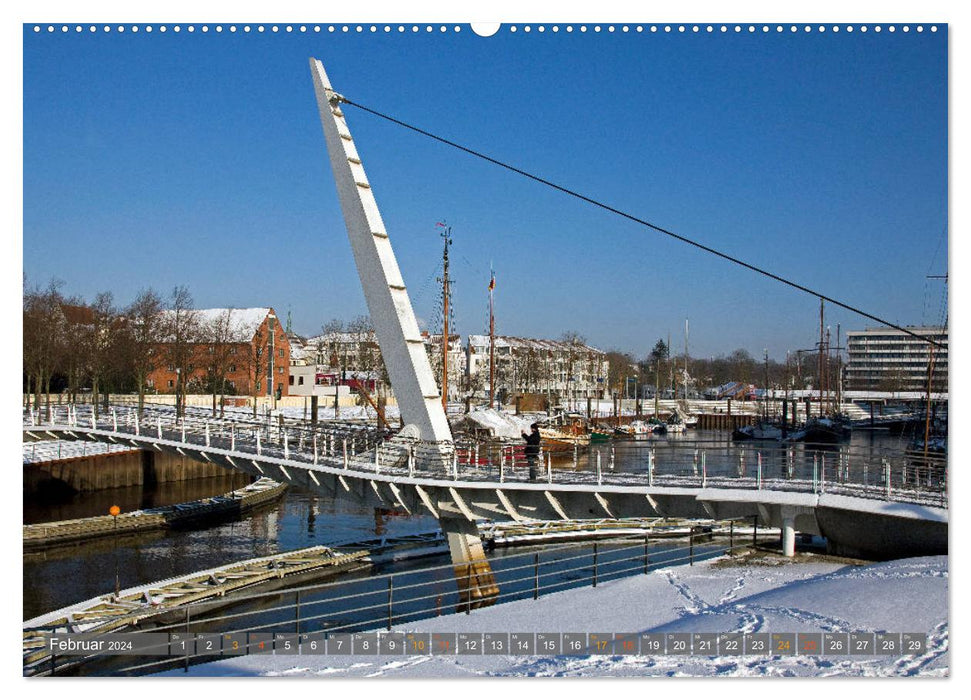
522,423,541,481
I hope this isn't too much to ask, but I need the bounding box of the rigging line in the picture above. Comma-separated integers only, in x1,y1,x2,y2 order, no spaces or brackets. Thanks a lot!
339,95,944,350
925,221,947,276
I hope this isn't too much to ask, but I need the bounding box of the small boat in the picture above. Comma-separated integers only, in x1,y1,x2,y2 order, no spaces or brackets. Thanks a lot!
539,415,592,449
615,420,651,436
589,428,612,443
801,416,851,443
732,421,783,441
647,417,668,435
665,415,687,433
673,405,698,429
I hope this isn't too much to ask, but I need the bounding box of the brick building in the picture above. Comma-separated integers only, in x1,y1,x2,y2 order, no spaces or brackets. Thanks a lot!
147,307,290,398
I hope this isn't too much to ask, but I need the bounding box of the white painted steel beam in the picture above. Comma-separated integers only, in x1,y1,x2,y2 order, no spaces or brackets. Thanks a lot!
309,58,452,445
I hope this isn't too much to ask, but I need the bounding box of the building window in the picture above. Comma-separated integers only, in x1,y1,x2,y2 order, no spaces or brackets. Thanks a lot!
289,375,295,386
229,346,237,355
279,348,284,358
167,380,174,388
208,345,214,354
167,364,175,372
298,376,304,385
229,364,237,373
278,367,283,374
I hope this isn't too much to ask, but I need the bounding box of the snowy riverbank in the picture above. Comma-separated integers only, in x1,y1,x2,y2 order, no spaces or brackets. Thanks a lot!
157,553,948,678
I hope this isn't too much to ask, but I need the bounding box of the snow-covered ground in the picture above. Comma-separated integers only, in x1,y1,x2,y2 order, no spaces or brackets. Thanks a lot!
156,554,947,678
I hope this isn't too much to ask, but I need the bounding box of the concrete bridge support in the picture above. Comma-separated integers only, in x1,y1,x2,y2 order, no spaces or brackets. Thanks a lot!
440,517,499,610
781,506,798,557
763,504,819,557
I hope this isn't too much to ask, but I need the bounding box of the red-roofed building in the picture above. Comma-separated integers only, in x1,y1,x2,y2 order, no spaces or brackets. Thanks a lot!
147,307,290,398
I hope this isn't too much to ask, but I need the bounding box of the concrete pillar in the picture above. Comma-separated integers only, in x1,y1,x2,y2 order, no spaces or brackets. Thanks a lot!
777,505,814,558
440,517,499,610
782,515,796,557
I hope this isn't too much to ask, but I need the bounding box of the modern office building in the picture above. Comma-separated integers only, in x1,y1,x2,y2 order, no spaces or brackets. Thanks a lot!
844,326,947,393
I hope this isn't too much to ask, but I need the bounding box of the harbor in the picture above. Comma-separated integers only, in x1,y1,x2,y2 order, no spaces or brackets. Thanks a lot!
23,423,920,616
20,23,949,681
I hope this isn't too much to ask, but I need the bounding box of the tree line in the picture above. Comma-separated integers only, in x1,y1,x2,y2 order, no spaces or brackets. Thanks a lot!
603,339,839,399
23,279,271,419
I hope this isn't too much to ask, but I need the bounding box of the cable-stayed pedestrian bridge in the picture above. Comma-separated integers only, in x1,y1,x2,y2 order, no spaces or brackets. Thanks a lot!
24,404,947,570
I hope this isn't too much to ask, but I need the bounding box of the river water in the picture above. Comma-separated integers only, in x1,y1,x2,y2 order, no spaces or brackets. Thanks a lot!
23,429,911,623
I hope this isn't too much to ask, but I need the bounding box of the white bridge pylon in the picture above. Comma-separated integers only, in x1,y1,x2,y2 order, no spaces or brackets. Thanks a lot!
309,57,453,446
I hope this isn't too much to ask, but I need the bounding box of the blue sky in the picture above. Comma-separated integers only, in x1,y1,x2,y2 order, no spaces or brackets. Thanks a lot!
22,22,947,360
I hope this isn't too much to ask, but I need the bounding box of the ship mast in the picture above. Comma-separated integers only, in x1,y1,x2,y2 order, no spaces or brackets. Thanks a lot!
818,298,825,417
763,349,769,421
836,323,841,411
683,319,689,402
438,223,452,413
924,274,947,462
825,326,831,415
489,266,496,410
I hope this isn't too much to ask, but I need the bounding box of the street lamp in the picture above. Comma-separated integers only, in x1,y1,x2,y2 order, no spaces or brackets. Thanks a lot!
109,505,121,598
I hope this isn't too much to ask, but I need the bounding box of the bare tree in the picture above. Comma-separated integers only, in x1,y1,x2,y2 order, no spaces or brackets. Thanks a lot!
87,292,120,417
247,323,267,418
560,331,587,410
512,346,541,395
61,293,92,404
161,286,199,418
124,288,164,417
349,315,379,376
23,279,67,418
319,318,347,374
204,308,238,417
606,350,636,398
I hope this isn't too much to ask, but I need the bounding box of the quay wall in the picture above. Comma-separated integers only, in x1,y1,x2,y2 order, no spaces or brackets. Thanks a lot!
24,450,231,496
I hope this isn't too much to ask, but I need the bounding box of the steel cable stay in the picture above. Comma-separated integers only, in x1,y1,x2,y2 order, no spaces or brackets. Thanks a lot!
336,95,944,350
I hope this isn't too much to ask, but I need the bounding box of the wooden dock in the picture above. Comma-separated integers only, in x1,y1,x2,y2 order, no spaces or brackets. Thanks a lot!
23,477,287,550
481,517,719,547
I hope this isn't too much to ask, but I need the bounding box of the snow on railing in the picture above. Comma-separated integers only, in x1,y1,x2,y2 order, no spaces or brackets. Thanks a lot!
24,403,947,508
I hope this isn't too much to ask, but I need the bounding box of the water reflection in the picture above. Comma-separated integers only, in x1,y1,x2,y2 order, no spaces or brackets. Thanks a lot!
23,472,253,525
23,486,439,621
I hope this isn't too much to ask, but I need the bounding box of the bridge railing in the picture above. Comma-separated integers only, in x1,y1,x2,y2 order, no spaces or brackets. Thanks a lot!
24,404,947,509
28,521,762,676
